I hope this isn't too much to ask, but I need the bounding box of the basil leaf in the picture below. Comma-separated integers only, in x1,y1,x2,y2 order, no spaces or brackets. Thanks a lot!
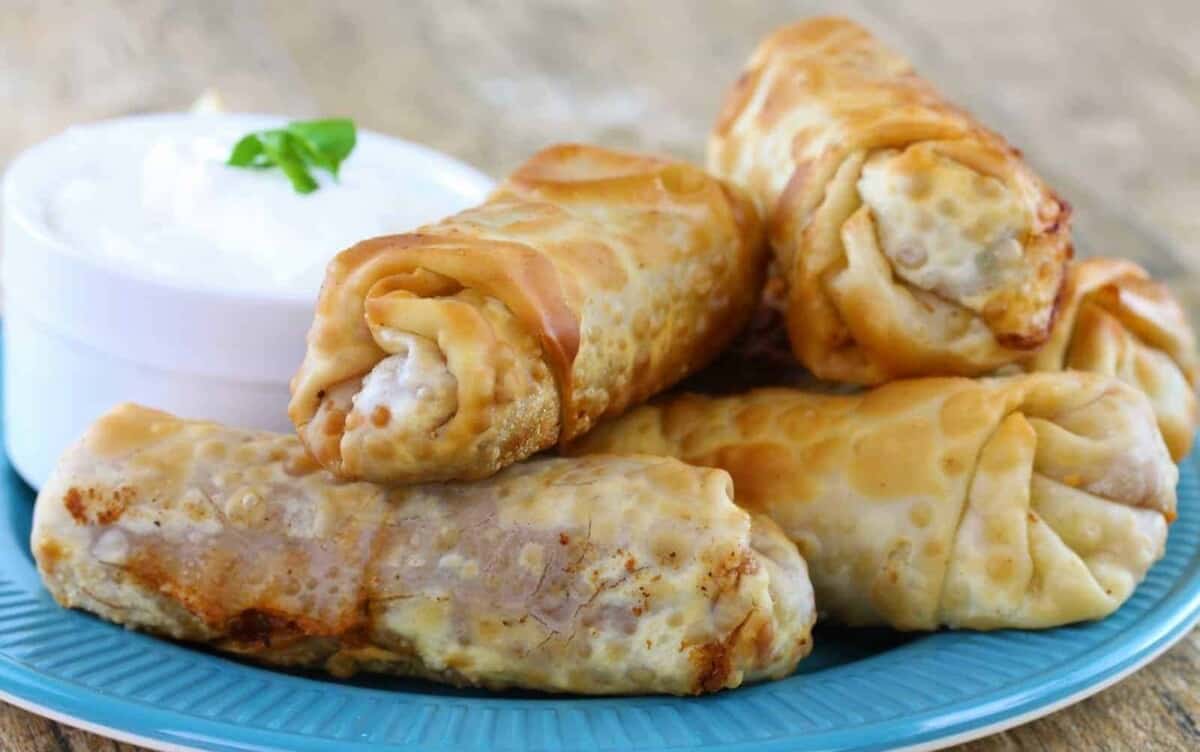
226,134,265,167
258,131,318,194
225,118,357,193
287,119,356,178
288,133,338,177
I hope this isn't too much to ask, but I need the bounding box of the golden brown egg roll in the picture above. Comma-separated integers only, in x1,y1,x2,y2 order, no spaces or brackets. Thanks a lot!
571,373,1176,630
708,17,1071,384
33,404,813,695
289,144,765,485
1024,257,1199,460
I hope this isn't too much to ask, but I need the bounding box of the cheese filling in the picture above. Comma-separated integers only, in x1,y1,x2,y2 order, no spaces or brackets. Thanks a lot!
349,331,458,437
857,147,1030,312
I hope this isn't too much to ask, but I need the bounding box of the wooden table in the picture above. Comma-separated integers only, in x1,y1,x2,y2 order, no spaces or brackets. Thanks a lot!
1,1,1198,749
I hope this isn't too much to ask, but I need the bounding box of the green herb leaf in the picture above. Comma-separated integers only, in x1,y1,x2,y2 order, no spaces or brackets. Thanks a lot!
287,119,356,177
259,131,318,194
227,134,265,167
225,118,357,194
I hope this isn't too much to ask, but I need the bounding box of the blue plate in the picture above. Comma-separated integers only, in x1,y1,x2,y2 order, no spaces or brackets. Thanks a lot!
0,370,1198,751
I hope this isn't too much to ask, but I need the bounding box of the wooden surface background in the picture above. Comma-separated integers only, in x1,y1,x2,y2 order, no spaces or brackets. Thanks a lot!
1,1,1198,750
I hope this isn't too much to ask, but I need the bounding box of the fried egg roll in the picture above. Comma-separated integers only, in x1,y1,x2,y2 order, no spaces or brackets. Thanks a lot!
1025,258,1198,460
572,373,1176,630
33,404,813,695
290,144,765,484
709,17,1071,384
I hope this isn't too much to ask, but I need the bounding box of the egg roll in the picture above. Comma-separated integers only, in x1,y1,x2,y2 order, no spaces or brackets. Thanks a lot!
1024,258,1199,460
708,17,1071,384
290,144,765,484
572,373,1176,630
33,404,813,695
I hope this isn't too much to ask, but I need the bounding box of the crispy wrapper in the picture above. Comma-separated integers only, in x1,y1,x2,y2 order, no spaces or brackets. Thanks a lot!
572,373,1176,630
1024,258,1199,460
709,17,1071,384
33,405,813,695
289,144,765,484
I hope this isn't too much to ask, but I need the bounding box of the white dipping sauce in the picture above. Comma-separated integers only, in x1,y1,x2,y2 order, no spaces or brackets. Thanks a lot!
2,112,494,488
40,115,492,298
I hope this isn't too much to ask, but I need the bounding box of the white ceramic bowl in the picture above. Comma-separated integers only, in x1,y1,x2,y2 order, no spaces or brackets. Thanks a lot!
2,114,494,488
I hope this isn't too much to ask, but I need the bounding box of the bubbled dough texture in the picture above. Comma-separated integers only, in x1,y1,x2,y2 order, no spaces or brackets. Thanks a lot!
707,17,1070,384
1025,257,1200,461
301,286,559,484
573,372,1176,630
32,404,814,695
495,147,764,442
290,143,764,485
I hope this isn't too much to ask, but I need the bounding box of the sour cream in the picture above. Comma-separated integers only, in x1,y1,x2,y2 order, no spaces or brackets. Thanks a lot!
37,114,493,298
2,112,493,488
